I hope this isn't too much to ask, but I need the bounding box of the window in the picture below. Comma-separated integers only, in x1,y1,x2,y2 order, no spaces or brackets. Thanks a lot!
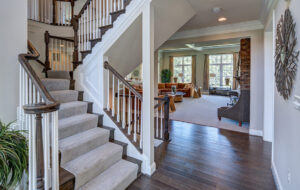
173,56,192,83
209,54,233,88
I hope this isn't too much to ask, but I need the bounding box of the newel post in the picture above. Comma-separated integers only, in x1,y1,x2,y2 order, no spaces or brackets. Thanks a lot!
71,16,79,70
71,0,75,19
163,95,170,141
52,0,57,24
44,31,50,77
36,113,44,190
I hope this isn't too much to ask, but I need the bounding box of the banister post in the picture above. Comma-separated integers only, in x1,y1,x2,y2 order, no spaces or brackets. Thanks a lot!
71,16,79,70
71,0,75,19
36,113,45,190
53,0,57,24
44,31,50,77
163,95,170,141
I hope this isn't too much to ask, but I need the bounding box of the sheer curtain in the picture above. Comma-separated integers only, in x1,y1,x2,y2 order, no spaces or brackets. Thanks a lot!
203,54,209,90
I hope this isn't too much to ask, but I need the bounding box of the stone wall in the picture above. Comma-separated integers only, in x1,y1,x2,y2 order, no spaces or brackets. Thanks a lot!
240,38,251,90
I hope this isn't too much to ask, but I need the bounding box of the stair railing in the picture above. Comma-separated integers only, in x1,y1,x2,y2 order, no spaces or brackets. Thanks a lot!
154,95,170,141
28,0,74,26
104,61,171,152
44,31,75,74
18,41,60,190
72,0,127,62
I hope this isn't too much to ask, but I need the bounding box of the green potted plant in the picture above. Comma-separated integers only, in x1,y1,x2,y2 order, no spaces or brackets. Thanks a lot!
0,121,28,190
161,69,172,83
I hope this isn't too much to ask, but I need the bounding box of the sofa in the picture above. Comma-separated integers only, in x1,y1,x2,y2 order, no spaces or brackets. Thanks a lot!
158,83,193,97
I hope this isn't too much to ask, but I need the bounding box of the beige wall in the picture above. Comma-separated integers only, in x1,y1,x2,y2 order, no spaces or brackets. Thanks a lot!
0,0,27,123
159,47,239,87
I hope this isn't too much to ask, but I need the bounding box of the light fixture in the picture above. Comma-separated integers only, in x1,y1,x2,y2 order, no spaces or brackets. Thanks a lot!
218,17,227,22
212,7,222,14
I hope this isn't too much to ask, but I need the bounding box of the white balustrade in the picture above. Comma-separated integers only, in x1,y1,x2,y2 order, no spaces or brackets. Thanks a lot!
28,0,72,25
105,66,144,151
77,0,125,54
48,36,74,71
18,66,60,190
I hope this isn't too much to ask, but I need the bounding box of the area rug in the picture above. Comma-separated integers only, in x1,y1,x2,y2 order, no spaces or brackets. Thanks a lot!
169,95,249,134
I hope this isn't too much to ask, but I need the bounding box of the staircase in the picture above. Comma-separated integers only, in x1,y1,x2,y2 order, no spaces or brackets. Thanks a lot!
42,71,140,189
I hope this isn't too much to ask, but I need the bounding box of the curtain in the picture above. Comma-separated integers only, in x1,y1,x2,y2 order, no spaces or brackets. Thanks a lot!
169,56,174,81
232,52,239,90
192,55,196,85
203,54,209,90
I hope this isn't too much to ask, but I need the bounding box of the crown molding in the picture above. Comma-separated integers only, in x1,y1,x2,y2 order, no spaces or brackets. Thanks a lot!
170,20,264,40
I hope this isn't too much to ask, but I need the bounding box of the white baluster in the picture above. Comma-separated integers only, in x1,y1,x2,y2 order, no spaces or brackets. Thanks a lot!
156,106,158,138
122,84,126,129
117,79,120,122
96,0,99,38
160,104,163,139
107,70,110,110
43,113,50,190
112,75,115,116
128,90,131,134
59,40,62,70
51,111,59,190
134,96,137,142
140,103,143,149
106,0,109,25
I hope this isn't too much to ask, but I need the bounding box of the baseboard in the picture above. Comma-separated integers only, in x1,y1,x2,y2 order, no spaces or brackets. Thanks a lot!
249,129,263,137
272,160,283,190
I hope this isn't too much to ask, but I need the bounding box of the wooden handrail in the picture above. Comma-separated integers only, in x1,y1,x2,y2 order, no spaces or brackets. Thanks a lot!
76,0,93,19
19,41,60,114
104,61,143,100
49,34,75,42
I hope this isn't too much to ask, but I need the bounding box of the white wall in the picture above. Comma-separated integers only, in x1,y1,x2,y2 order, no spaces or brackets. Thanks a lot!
0,0,27,123
272,0,300,189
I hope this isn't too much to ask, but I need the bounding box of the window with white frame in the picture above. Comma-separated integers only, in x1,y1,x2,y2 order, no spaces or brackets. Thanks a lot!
209,54,233,88
173,56,192,83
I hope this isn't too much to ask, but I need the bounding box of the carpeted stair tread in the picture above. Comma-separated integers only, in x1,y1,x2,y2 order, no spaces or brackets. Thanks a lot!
47,70,71,79
50,90,79,103
59,101,88,119
79,159,138,190
41,78,70,91
58,113,98,140
63,142,123,189
60,128,110,165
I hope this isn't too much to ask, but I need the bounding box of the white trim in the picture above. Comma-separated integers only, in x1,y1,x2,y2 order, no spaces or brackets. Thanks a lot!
170,20,264,40
249,129,263,137
272,160,283,190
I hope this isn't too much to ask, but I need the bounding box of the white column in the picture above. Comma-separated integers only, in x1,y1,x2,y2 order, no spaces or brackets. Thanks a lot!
142,0,155,176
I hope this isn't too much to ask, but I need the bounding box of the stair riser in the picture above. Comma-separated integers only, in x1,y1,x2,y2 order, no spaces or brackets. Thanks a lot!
59,104,88,120
51,91,79,103
42,79,70,91
59,116,98,140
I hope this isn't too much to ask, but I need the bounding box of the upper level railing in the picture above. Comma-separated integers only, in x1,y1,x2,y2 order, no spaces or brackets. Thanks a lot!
103,61,170,152
28,0,74,26
72,0,127,62
18,41,60,189
44,31,75,74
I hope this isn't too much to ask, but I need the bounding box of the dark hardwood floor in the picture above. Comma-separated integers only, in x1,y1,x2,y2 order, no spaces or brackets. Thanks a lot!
128,120,276,190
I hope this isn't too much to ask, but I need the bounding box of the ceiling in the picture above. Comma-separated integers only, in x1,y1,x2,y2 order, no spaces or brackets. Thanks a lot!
160,38,241,52
180,0,265,31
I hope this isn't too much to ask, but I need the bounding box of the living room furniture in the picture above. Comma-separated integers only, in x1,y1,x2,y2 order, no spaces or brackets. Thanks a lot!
158,83,193,97
164,92,186,102
217,90,250,126
209,87,231,96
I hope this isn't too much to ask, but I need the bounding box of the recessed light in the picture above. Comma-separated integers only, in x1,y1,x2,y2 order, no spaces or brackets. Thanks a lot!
212,7,222,14
218,17,227,22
